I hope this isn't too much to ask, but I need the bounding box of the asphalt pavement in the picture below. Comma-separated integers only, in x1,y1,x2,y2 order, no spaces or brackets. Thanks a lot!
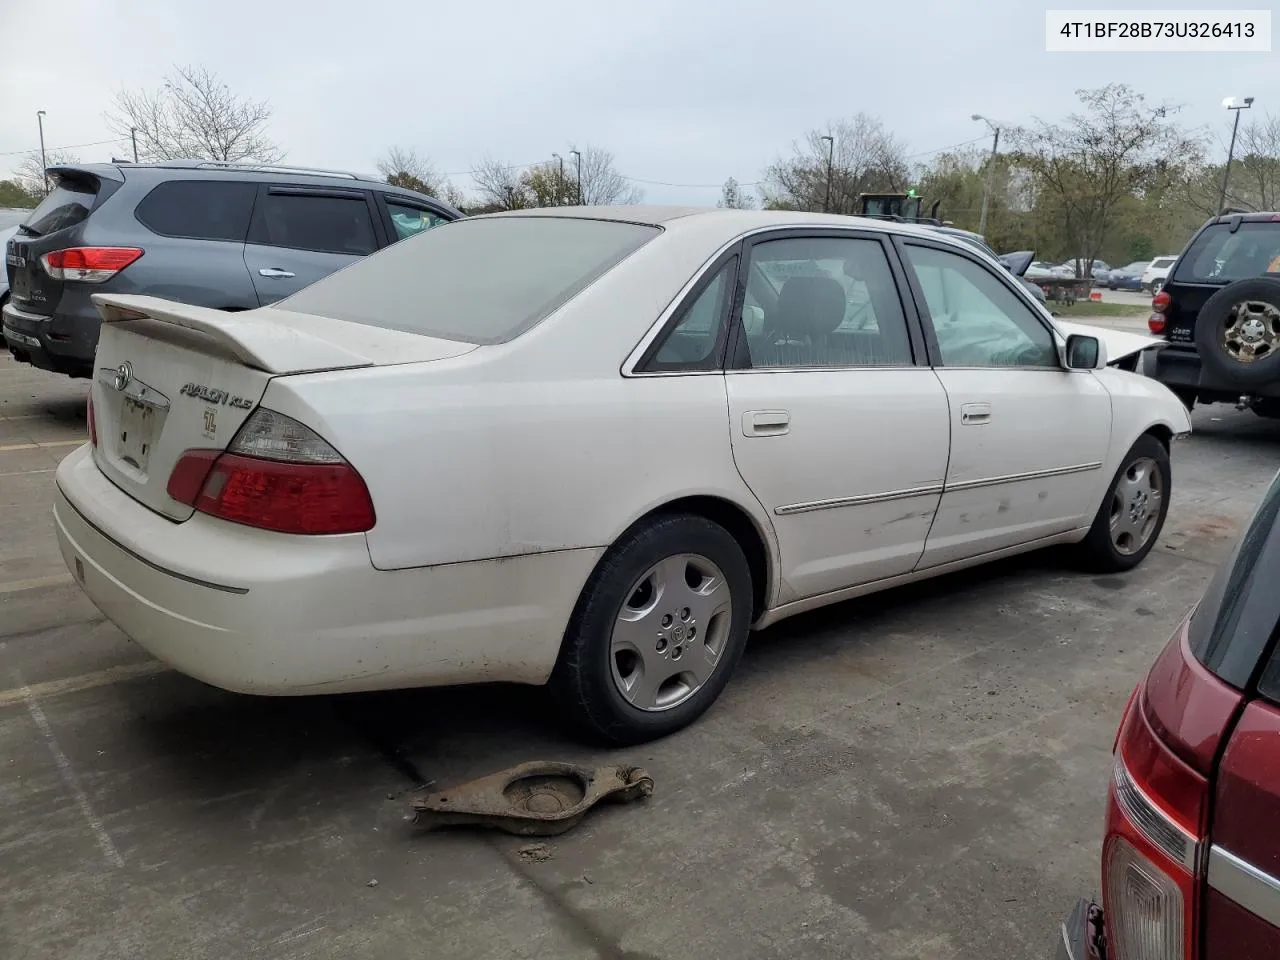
1,349,1277,960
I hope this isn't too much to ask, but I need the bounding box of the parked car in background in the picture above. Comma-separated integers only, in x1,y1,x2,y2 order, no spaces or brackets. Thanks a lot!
1057,466,1280,960
1066,258,1111,280
2,161,461,379
0,209,31,345
1148,212,1280,416
1027,261,1075,281
54,207,1187,746
1141,255,1179,294
1105,261,1150,290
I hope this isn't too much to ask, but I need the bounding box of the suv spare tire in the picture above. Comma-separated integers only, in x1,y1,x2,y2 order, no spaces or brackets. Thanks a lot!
1194,276,1280,388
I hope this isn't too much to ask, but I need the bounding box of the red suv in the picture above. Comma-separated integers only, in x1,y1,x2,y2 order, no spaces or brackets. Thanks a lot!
1059,468,1280,960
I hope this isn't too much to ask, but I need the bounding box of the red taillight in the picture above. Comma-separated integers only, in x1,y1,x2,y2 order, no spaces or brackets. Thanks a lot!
1152,291,1171,313
86,394,97,447
166,408,375,535
1149,315,1167,334
1102,686,1208,959
41,247,143,282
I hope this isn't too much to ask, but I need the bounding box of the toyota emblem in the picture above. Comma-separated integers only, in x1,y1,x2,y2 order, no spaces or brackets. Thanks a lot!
113,362,133,392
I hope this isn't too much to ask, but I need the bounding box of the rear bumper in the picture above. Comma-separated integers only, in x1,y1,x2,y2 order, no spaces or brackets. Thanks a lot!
2,299,98,376
1056,900,1104,960
54,444,600,694
1152,344,1280,402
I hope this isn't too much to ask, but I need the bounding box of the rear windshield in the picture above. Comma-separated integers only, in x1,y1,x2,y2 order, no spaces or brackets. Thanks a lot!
21,177,99,237
1173,222,1280,284
278,216,660,344
1188,469,1280,688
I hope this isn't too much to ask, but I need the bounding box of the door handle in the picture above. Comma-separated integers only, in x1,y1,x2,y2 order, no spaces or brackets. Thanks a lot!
743,410,791,437
258,267,296,278
961,402,992,425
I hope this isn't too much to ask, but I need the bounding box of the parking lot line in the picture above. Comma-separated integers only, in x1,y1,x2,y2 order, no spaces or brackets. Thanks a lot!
0,440,83,452
11,669,126,868
0,467,55,478
0,574,74,596
0,661,169,709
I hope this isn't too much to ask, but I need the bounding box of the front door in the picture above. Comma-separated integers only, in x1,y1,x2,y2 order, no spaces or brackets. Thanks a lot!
897,239,1113,569
724,232,951,603
242,186,381,305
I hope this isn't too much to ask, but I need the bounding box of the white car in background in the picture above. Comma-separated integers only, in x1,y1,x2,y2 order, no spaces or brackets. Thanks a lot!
1025,261,1075,281
1140,255,1179,294
54,207,1190,744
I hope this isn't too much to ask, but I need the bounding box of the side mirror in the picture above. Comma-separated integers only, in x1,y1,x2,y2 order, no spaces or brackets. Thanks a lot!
1065,333,1106,370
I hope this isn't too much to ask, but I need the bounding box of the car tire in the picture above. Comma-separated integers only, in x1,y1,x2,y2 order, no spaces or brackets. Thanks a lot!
1193,277,1280,389
550,513,753,746
1078,434,1171,573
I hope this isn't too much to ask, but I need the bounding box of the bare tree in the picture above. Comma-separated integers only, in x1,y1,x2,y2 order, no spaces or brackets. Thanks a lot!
1232,112,1280,212
761,114,909,212
470,157,533,210
107,65,282,163
13,150,79,199
1009,84,1204,276
718,176,755,209
376,146,441,195
568,145,642,205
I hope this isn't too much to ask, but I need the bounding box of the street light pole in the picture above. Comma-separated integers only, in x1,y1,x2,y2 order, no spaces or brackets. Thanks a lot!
972,114,1000,236
569,149,582,205
1219,96,1255,213
819,135,834,213
36,110,48,195
131,127,138,163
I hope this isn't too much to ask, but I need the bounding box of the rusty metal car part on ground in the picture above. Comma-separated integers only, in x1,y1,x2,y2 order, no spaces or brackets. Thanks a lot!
411,762,654,837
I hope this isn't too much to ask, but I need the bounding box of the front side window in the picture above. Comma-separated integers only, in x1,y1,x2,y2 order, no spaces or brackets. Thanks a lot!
386,199,450,242
739,236,913,369
249,193,377,256
903,244,1058,368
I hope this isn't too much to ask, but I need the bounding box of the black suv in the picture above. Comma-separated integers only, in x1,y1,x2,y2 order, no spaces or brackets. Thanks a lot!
1150,212,1280,415
3,160,462,378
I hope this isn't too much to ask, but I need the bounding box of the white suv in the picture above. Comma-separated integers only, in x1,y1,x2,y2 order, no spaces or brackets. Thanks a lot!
1140,255,1178,294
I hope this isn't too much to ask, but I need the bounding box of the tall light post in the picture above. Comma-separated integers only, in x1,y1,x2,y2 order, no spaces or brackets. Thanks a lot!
819,135,834,213
552,152,565,206
972,114,1001,236
1220,96,1255,213
131,127,139,163
36,110,48,195
569,149,582,205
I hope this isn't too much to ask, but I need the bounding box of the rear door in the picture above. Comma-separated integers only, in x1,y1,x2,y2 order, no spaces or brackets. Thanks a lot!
242,186,383,304
723,229,951,602
895,237,1112,568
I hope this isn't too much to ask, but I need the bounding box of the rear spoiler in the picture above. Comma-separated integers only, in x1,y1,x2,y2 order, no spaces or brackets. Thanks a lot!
92,294,376,375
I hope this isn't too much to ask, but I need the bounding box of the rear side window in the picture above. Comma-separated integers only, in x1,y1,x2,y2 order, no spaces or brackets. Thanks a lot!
277,216,660,344
135,180,256,241
1189,469,1280,688
22,178,99,236
1173,223,1280,284
249,192,377,256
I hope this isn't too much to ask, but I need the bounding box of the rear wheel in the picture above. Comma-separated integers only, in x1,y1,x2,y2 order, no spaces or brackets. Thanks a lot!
1078,435,1171,573
551,514,753,745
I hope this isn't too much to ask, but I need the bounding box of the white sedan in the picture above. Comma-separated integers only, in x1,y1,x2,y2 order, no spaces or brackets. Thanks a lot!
54,207,1190,744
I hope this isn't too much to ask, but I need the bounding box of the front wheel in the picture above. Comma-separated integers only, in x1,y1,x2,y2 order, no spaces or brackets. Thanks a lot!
1077,435,1171,573
550,514,753,745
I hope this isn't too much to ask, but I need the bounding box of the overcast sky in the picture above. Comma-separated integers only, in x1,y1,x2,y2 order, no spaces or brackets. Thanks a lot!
0,0,1274,205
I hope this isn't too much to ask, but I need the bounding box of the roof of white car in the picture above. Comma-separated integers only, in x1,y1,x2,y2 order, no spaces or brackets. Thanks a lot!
479,204,975,242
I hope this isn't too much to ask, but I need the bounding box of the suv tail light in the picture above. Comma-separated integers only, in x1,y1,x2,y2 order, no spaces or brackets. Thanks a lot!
41,247,144,283
1102,686,1208,959
1149,291,1172,334
166,408,375,535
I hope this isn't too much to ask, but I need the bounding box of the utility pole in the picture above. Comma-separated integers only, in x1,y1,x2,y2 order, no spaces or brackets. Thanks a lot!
570,150,582,205
819,135,834,213
552,152,564,206
131,127,138,163
972,114,1000,236
36,110,48,195
1220,96,1255,213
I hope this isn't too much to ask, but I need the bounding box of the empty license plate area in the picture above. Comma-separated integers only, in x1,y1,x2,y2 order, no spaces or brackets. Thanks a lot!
117,396,158,474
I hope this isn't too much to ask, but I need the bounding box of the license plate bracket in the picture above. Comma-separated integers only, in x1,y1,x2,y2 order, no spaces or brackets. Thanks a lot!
117,397,157,473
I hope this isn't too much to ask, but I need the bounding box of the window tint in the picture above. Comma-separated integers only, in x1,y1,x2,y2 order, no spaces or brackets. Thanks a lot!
903,244,1057,367
249,193,377,256
22,179,98,236
1173,222,1280,284
739,236,912,369
386,200,449,242
135,180,256,241
645,259,735,371
1189,469,1280,692
277,216,659,344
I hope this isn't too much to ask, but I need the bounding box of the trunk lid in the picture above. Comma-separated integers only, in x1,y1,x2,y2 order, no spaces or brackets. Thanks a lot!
88,293,477,520
6,166,118,315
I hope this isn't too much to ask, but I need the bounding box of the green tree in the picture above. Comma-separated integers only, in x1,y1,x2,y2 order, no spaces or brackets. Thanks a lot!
717,176,754,209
